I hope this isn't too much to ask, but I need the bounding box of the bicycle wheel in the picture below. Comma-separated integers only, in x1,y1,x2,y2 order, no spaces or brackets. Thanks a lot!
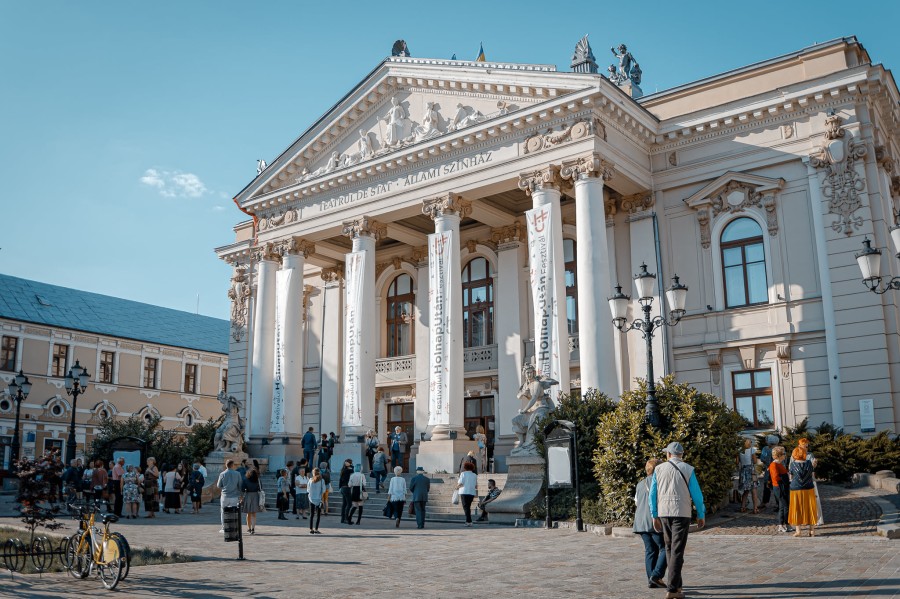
2,538,25,573
30,536,52,572
64,533,90,579
109,532,131,580
97,537,124,590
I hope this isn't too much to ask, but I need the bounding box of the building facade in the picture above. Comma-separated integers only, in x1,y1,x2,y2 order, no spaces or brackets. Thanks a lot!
0,274,229,468
217,37,900,473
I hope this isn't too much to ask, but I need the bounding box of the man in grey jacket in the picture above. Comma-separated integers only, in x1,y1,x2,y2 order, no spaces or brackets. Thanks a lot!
649,442,706,599
216,459,243,533
408,466,431,529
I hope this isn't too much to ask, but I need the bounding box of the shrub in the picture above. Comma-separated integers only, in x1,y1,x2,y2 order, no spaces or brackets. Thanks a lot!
593,376,744,525
90,414,218,468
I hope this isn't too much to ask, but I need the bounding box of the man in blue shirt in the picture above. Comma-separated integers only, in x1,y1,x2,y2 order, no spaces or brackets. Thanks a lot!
389,426,407,470
649,442,706,599
301,427,318,469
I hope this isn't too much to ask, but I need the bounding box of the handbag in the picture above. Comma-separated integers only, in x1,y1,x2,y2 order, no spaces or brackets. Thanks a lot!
258,487,267,511
382,502,392,518
451,489,460,505
361,486,369,501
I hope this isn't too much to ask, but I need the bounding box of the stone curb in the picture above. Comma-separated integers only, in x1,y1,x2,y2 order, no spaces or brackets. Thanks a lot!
847,485,900,540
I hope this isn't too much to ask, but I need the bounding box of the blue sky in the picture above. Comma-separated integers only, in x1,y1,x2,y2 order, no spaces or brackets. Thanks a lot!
1,1,898,320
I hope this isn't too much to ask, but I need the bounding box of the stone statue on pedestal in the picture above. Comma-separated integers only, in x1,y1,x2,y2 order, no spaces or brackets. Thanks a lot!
511,364,558,456
609,43,643,98
213,391,244,453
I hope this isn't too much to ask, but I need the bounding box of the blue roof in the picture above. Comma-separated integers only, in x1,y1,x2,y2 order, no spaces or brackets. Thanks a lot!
0,274,229,355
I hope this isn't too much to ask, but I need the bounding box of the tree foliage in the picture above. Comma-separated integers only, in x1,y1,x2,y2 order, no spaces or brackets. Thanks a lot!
593,376,744,525
15,455,64,531
89,415,221,468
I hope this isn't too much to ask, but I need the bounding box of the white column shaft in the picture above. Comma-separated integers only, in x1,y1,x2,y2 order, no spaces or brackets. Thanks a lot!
432,212,465,436
627,215,665,388
280,253,305,435
495,242,524,438
531,186,571,394
250,259,277,437
347,234,377,435
574,176,619,396
414,260,430,439
319,281,342,437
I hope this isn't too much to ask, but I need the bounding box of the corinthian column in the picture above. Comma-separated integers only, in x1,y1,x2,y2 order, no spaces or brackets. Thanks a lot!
279,238,314,436
250,243,279,438
518,166,570,399
340,217,383,441
561,154,619,396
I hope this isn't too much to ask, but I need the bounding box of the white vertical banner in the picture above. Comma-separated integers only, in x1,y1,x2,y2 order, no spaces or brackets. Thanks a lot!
527,204,561,403
428,230,453,426
342,251,365,428
270,268,289,433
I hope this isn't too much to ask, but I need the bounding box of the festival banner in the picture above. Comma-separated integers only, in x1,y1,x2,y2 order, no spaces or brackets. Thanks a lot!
342,251,365,428
270,268,289,433
427,230,453,426
526,204,561,402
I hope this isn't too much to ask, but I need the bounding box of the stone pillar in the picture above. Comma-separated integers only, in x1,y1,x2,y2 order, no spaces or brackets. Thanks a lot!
319,266,344,439
340,217,383,441
412,247,430,442
249,244,279,438
518,166,570,397
416,193,477,473
561,154,618,397
280,239,314,436
491,222,526,471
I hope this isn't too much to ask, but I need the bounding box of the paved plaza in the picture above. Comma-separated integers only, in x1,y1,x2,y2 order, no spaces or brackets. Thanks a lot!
0,493,898,599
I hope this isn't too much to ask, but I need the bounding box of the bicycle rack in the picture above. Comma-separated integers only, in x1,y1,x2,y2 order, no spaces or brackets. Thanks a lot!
1,535,69,574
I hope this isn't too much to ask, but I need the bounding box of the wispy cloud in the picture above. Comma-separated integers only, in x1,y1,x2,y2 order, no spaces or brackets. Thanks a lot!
139,168,208,198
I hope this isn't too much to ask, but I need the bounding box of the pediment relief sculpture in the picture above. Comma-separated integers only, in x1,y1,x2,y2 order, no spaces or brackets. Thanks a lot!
258,208,299,232
523,117,605,155
809,111,868,235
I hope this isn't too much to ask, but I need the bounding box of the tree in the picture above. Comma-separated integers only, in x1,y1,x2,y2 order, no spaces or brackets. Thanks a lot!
593,376,744,524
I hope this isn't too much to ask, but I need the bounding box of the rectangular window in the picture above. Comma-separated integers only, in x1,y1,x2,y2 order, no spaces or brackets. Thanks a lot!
184,363,197,394
732,369,774,429
143,358,157,389
221,369,228,393
0,336,17,371
52,344,68,378
100,351,115,384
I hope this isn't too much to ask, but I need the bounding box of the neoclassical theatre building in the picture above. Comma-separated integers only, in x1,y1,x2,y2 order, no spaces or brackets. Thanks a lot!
216,36,900,473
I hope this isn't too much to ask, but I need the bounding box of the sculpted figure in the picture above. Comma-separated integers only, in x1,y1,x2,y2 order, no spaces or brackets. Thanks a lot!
324,151,341,173
214,391,244,453
382,97,410,146
357,129,374,159
256,159,267,175
227,268,251,326
511,364,558,456
448,103,486,131
414,101,442,140
611,44,633,80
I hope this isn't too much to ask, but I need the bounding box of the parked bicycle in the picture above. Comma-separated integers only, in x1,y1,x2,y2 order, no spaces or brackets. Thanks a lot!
64,491,129,589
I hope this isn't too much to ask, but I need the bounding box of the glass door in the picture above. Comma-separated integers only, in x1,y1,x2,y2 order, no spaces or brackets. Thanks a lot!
386,402,414,472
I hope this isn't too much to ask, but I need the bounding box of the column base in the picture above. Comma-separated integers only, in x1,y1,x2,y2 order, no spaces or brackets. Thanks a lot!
245,435,304,473
490,434,518,474
482,455,545,524
415,438,477,474
330,442,366,472
429,425,468,441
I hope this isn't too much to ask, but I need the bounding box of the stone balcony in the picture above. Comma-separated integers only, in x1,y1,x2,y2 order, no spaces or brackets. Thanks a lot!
464,344,497,372
375,354,414,384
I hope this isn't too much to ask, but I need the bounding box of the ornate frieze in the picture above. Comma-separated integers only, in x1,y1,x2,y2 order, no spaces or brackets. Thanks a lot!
605,198,617,227
620,193,654,215
258,208,299,232
302,284,315,320
809,112,868,235
560,153,615,182
776,342,791,379
341,216,386,240
697,208,712,250
517,165,564,195
491,221,525,246
522,117,603,155
411,246,428,265
706,350,722,386
422,193,472,220
227,266,252,342
320,265,345,283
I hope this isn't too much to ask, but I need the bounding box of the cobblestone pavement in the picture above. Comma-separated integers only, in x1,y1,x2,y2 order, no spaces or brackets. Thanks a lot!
0,499,898,599
700,484,883,536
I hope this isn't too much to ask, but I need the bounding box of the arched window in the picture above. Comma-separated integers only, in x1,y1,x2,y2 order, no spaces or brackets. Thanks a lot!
563,239,577,334
721,218,768,308
462,257,494,347
386,274,414,357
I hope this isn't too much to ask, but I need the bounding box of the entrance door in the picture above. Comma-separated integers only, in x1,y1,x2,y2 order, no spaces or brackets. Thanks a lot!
464,396,494,471
386,402,414,472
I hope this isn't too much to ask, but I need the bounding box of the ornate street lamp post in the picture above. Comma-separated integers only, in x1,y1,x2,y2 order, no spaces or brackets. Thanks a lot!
608,263,688,429
855,230,900,294
6,370,32,467
64,360,90,463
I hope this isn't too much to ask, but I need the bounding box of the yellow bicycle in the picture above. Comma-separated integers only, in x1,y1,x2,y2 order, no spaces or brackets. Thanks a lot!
64,498,127,590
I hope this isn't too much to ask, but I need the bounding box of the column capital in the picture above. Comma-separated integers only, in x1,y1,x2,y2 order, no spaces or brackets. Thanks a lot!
517,165,564,195
252,241,282,263
620,192,654,216
422,193,472,220
490,221,525,247
411,245,429,266
286,238,316,258
560,153,615,182
341,216,386,240
320,265,345,283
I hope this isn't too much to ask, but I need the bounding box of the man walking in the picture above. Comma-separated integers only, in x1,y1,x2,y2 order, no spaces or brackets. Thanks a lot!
216,459,242,533
338,459,354,524
301,427,318,468
409,466,431,529
389,426,407,470
650,442,706,599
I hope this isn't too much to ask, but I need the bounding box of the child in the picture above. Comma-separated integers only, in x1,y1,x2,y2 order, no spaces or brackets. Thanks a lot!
768,446,792,533
294,466,310,519
307,467,325,534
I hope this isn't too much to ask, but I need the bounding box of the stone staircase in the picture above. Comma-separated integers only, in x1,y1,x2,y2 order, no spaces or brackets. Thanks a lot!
257,471,508,523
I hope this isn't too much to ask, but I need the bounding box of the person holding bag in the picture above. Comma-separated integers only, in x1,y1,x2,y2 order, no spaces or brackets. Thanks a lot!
347,463,367,525
387,466,408,528
457,460,478,527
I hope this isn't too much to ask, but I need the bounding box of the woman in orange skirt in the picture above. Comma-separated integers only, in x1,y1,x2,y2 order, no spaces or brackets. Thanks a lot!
788,446,817,537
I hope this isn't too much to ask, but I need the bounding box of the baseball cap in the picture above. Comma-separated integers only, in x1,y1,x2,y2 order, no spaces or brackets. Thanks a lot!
664,441,684,455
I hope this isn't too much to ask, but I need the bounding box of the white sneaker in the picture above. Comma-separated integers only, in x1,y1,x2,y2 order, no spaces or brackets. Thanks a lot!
776,525,786,533
219,529,225,533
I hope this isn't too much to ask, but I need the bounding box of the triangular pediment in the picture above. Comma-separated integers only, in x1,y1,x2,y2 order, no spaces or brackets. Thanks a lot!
684,171,785,209
239,57,599,205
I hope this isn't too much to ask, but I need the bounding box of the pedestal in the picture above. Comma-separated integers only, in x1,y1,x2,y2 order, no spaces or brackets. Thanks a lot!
330,442,366,472
415,438,477,474
257,435,305,472
483,455,545,524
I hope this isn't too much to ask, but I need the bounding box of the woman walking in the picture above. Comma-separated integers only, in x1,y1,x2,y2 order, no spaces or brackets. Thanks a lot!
372,446,388,492
241,468,262,534
788,446,818,537
364,430,379,472
737,438,758,513
457,460,478,527
294,466,310,519
633,458,666,589
163,464,183,514
188,463,205,514
387,466,408,528
347,464,367,525
474,425,488,474
122,464,141,519
143,457,159,518
307,468,325,534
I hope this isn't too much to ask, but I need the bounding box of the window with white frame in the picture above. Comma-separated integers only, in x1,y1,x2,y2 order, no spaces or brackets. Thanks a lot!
721,218,768,308
732,369,774,429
